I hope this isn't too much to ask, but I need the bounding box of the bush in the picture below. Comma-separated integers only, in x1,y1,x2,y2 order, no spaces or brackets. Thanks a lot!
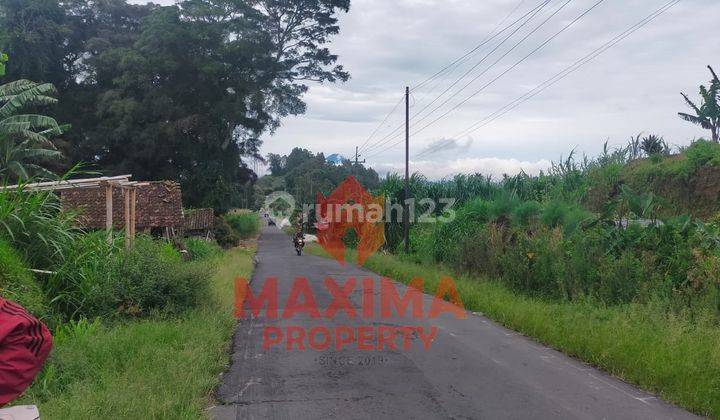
107,237,210,318
511,200,541,227
684,139,720,171
540,200,569,228
49,234,210,320
185,238,222,261
213,217,239,249
0,239,50,319
224,211,260,239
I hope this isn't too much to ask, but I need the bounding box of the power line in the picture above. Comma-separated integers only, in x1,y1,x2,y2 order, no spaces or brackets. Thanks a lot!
407,0,556,134
410,0,528,95
362,0,552,156
362,0,554,155
410,0,601,139
416,0,680,159
368,0,590,158
357,94,405,153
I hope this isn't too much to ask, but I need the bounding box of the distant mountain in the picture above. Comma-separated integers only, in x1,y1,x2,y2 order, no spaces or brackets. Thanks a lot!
326,153,345,165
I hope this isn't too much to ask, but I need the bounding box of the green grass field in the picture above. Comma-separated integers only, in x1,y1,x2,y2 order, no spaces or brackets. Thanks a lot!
18,246,255,419
307,244,720,418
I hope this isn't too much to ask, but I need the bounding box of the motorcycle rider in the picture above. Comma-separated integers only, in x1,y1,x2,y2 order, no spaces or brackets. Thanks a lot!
292,212,306,254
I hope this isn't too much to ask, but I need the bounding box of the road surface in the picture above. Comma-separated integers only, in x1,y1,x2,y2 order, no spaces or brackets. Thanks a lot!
212,225,698,419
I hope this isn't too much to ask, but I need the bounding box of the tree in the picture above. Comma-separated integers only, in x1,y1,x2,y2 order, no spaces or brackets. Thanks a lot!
260,147,379,211
0,0,351,210
242,0,351,126
0,0,69,87
0,80,64,180
679,65,720,142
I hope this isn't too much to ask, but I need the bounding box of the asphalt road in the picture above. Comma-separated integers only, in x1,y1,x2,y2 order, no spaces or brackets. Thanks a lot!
212,225,698,420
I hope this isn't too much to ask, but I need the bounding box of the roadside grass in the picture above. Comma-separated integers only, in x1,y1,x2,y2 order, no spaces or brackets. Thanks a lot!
306,244,720,418
19,246,255,419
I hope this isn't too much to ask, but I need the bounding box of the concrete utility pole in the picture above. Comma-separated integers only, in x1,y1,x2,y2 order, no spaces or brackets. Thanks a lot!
353,146,365,174
404,86,410,254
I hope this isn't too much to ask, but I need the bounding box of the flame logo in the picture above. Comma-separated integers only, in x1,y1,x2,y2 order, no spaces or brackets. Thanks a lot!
315,176,385,265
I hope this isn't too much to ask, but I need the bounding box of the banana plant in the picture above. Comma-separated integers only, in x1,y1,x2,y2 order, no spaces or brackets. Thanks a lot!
678,65,720,142
0,79,65,180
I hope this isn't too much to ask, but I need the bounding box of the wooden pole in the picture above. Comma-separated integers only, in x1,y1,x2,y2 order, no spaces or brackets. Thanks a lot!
105,182,113,244
124,187,131,250
130,187,137,246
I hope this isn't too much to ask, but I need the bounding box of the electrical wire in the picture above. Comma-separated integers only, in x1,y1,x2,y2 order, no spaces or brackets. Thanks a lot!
414,0,680,159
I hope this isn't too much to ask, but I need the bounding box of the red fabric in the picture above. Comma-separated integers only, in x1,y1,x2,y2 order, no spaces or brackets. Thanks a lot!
0,297,52,407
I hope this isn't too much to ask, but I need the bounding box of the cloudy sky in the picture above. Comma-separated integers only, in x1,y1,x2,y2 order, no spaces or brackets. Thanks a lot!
141,0,719,179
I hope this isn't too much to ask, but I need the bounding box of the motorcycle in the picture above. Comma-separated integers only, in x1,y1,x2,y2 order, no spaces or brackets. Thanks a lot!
293,233,305,256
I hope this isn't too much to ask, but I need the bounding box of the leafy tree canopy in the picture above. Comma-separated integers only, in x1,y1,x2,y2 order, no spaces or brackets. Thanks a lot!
0,0,351,211
260,147,379,211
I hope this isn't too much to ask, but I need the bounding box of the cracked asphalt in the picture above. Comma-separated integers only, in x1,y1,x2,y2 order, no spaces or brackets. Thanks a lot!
211,225,699,420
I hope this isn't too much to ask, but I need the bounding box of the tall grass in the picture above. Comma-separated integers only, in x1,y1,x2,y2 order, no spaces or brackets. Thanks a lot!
0,184,77,270
185,238,222,261
224,210,260,239
48,233,211,321
20,247,257,419
0,238,50,320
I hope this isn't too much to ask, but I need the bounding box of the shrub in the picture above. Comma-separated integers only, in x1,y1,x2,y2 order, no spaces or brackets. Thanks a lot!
49,234,210,320
487,193,519,220
185,238,222,261
684,139,720,170
511,200,541,227
540,200,569,228
107,237,210,318
224,211,260,239
0,239,50,319
213,217,239,249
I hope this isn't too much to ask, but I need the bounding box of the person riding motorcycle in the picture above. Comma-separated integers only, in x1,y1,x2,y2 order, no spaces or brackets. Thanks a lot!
292,213,306,255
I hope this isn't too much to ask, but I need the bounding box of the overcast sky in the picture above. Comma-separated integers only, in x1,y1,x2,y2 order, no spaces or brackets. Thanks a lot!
139,0,718,179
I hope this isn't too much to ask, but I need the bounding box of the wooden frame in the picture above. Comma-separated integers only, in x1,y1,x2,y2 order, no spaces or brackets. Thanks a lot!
2,175,139,250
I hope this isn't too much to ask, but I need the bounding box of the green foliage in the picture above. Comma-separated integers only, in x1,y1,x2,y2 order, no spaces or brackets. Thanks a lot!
0,0,351,210
21,247,256,419
511,200,541,227
540,200,570,228
185,238,222,261
409,188,720,314
213,216,240,249
47,231,117,320
640,134,668,156
0,238,49,319
678,65,720,142
0,51,7,76
224,211,260,239
108,237,210,318
684,139,720,169
0,79,65,180
0,185,77,270
261,147,380,214
49,234,211,320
